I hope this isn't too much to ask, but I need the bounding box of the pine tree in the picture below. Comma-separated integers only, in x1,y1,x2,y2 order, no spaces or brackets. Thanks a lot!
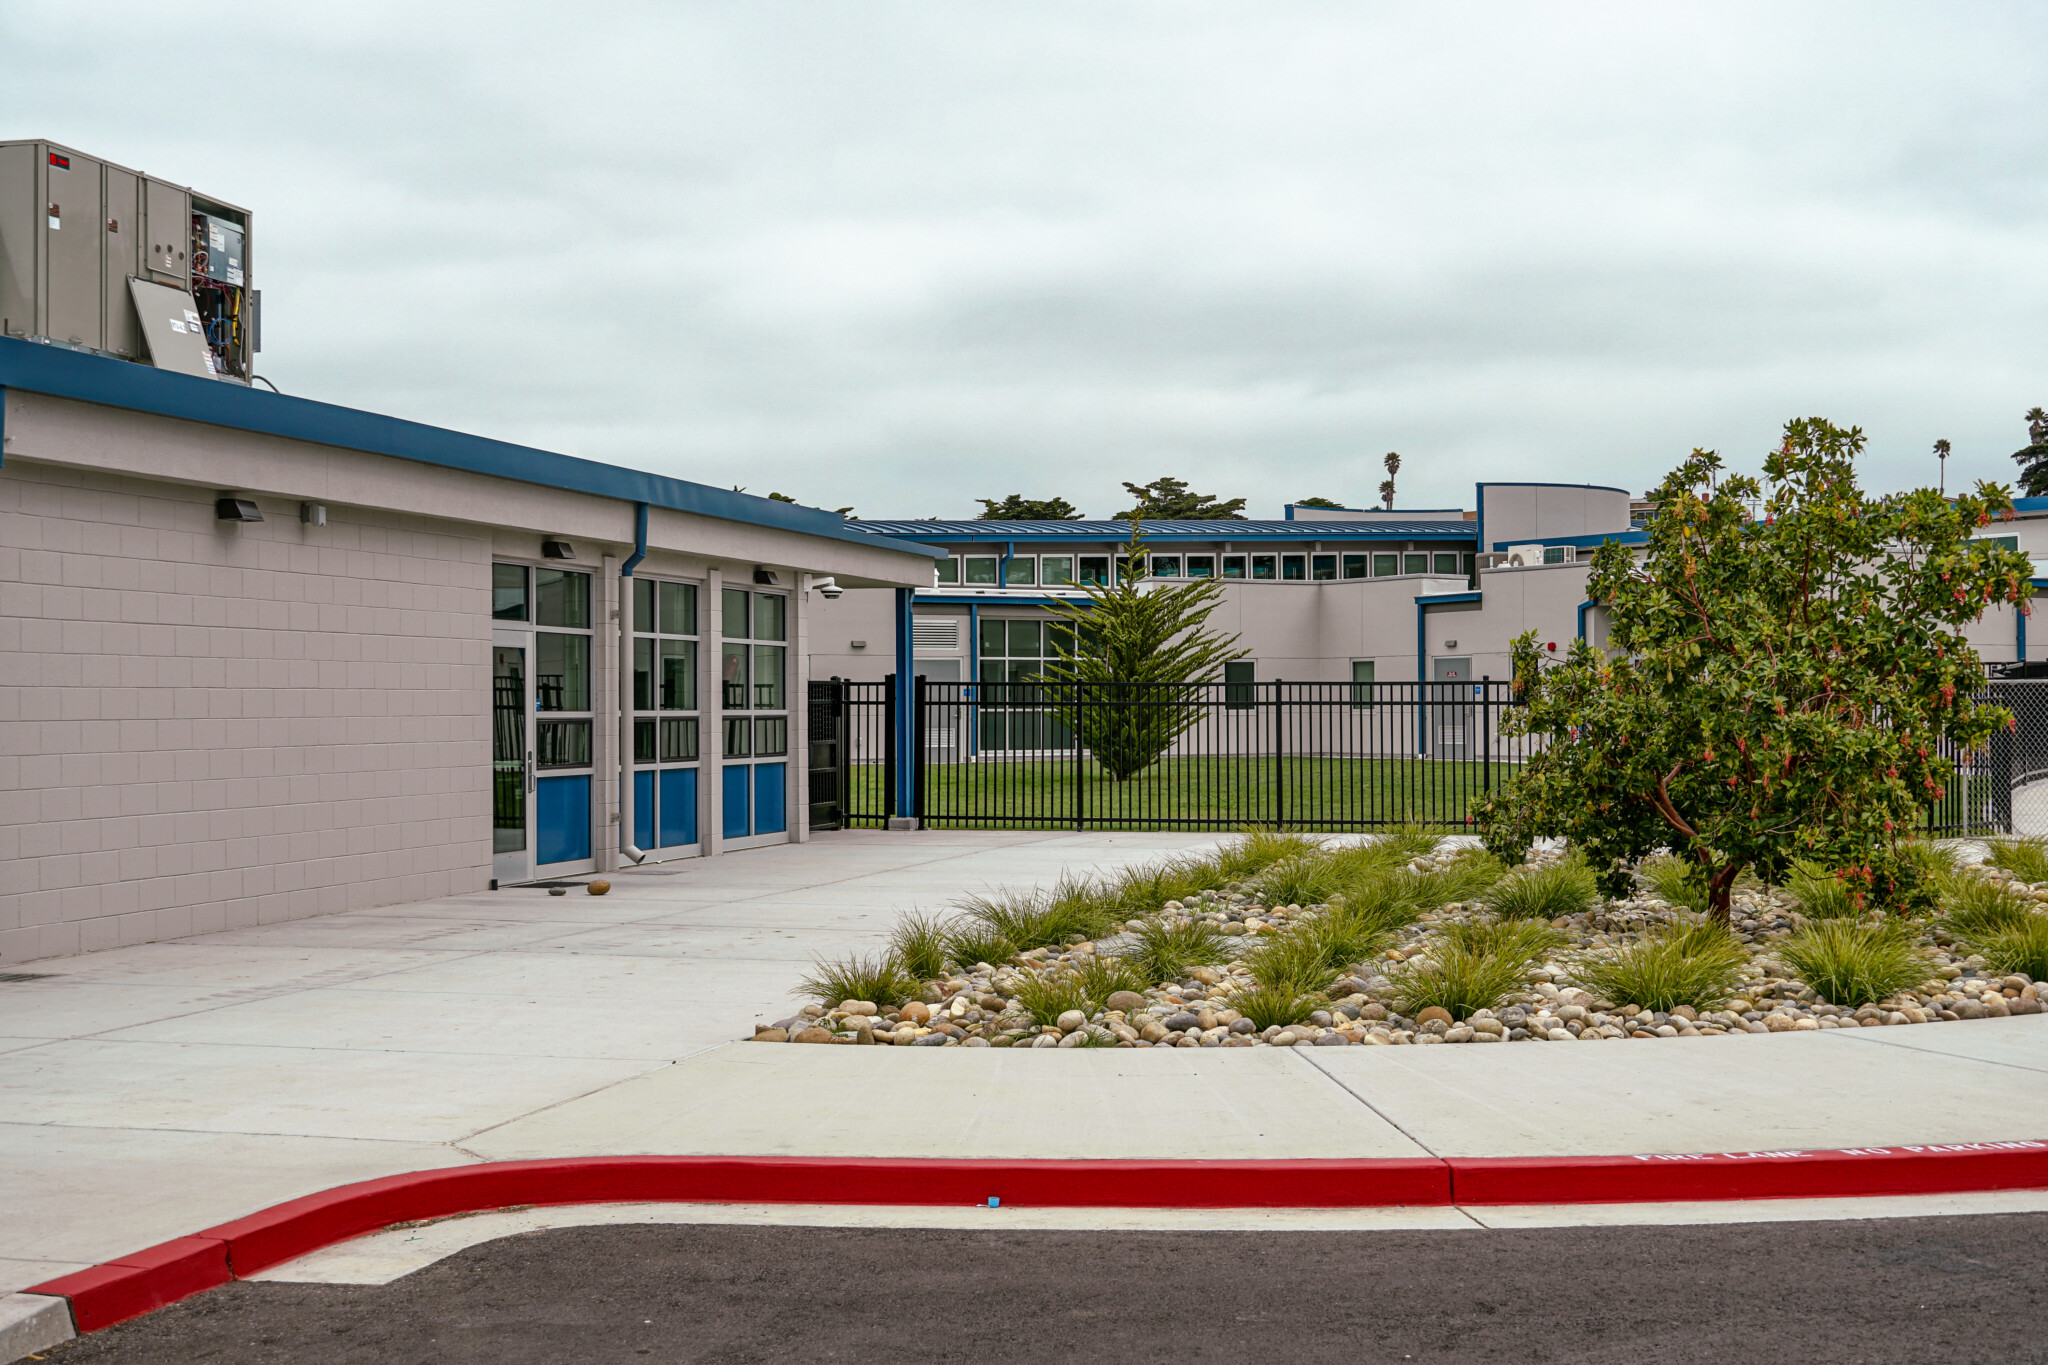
1113,477,1248,520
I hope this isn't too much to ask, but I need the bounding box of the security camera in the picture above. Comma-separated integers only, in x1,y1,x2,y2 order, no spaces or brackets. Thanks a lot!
814,577,844,600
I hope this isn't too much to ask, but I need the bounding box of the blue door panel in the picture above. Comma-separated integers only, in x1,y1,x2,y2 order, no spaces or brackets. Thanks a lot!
722,765,752,839
659,768,699,847
754,762,786,835
536,775,591,864
632,771,655,852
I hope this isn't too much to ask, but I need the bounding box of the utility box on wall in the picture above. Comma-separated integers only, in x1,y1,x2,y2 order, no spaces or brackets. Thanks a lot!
0,139,256,382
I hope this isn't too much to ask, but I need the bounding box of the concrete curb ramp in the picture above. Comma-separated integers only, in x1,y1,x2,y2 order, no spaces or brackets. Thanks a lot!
15,1140,2048,1343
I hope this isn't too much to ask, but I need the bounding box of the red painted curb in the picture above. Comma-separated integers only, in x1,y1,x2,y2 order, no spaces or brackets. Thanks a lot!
26,1142,2048,1333
30,1236,232,1333
1450,1140,2048,1206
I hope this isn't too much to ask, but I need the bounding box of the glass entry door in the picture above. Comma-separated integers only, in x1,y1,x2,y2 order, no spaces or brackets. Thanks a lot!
492,633,533,884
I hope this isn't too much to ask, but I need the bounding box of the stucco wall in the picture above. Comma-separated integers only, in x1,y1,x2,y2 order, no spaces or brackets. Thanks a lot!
0,458,490,963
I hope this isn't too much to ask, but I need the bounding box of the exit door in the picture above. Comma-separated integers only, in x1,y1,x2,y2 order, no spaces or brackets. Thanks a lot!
1430,656,1473,760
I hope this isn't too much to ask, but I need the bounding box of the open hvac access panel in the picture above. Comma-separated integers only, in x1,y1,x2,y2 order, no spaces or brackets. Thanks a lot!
0,138,258,382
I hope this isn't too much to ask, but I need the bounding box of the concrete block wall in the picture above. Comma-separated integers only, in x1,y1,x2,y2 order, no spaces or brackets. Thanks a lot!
0,459,491,963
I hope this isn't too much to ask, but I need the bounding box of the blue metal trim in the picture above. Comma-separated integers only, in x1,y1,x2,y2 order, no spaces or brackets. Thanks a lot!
0,383,7,468
1411,590,1482,756
1490,530,1647,552
1577,599,1594,642
893,588,916,818
913,593,1091,607
0,337,937,560
857,519,1476,544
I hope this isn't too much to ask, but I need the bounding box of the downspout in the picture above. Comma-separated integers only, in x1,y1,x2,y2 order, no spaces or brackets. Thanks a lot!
2021,600,2029,665
1576,599,1594,643
618,502,649,864
998,541,1014,588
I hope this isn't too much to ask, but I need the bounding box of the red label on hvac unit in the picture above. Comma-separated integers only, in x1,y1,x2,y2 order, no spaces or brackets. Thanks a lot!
48,152,70,169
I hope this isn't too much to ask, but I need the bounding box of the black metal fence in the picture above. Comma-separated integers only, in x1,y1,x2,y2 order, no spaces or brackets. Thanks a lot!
1927,680,2048,835
811,676,2048,837
817,677,1538,831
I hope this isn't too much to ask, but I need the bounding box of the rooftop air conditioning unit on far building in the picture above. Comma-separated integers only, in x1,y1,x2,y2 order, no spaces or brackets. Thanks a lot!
0,139,257,383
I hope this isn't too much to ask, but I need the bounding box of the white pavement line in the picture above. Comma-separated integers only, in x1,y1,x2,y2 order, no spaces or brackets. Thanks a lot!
0,1293,74,1363
1463,1188,2048,1229
247,1201,1488,1284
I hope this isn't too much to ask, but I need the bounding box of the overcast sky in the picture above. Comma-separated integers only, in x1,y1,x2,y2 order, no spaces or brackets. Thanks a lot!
7,2,2045,519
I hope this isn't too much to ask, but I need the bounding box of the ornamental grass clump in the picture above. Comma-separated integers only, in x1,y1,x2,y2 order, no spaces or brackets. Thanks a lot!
889,912,951,982
1438,917,1567,966
1935,872,2035,941
1011,972,1092,1026
1103,858,1214,921
1638,854,1712,916
1213,830,1325,884
1074,954,1149,1004
1485,857,1600,921
943,922,1015,971
1256,854,1353,909
1123,918,1226,985
1971,915,2048,981
959,877,1116,951
1408,848,1509,908
1571,919,1747,1012
1387,942,1528,1021
1784,861,1860,920
1984,835,2048,885
1229,981,1325,1030
795,952,916,1009
1779,921,1933,1007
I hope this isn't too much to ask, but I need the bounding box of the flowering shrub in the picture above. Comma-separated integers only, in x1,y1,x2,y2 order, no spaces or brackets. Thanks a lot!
1475,417,2033,921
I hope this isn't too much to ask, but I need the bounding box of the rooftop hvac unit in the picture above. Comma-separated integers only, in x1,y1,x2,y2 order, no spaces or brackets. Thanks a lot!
0,139,256,383
1505,544,1576,567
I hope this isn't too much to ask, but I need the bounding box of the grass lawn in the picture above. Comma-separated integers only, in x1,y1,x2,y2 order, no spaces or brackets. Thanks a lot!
845,755,1523,830
841,759,2006,835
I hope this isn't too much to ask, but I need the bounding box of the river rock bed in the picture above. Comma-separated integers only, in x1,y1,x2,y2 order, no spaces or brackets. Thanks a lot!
748,849,2047,1049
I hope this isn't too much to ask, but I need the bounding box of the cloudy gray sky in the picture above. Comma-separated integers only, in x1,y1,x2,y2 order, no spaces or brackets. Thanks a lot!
7,2,2045,518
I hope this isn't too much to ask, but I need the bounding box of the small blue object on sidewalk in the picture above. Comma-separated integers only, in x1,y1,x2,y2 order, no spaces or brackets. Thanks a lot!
987,1197,1000,1208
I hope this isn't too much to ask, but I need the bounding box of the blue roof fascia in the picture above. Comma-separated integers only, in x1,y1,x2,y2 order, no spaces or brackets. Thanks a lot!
1414,590,1483,606
862,519,1477,544
1488,530,1647,552
0,338,938,559
915,593,1084,608
2010,497,2048,514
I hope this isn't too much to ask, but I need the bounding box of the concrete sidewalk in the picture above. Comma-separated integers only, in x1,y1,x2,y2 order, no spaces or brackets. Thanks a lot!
3,829,2046,1297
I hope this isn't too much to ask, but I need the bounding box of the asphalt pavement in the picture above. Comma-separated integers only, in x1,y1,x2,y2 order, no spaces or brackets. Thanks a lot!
41,1213,2048,1364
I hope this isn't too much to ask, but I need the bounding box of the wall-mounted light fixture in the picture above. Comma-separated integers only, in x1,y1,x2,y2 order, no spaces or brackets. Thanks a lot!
1443,639,1458,649
850,639,868,649
753,567,780,585
215,497,263,522
300,502,326,526
541,538,576,560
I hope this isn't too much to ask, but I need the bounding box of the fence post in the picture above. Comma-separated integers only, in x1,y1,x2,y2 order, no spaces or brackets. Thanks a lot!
913,676,928,825
1273,679,1285,831
883,672,898,825
1073,680,1086,831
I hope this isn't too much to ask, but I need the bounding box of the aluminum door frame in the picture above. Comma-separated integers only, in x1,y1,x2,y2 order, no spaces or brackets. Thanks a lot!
491,629,534,886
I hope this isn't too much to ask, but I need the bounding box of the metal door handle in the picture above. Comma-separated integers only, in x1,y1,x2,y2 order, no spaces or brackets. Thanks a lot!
527,752,535,793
